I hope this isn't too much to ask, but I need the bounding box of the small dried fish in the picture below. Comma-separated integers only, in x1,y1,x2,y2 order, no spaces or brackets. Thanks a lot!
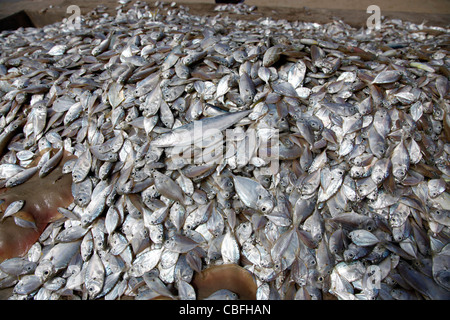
0,0,448,302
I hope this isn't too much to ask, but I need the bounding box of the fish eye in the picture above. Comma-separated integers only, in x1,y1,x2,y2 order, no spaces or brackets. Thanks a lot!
228,182,233,187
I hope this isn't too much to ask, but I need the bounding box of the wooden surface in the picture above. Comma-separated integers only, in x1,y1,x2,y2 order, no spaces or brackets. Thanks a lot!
0,0,448,29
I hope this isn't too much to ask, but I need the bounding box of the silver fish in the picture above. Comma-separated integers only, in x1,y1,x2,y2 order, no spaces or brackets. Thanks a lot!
391,140,410,181
372,70,401,84
150,109,252,148
233,175,274,214
348,229,380,246
1,199,25,222
221,229,240,264
5,166,39,188
0,257,36,276
13,275,42,295
84,251,105,299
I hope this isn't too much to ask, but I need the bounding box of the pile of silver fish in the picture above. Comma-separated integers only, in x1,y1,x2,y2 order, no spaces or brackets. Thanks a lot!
214,3,257,15
0,0,449,300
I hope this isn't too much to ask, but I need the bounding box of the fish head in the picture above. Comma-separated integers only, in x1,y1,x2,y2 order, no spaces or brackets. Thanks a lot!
276,117,290,131
308,117,324,132
219,177,235,195
257,197,274,214
371,169,385,184
22,261,37,274
428,190,439,198
301,182,315,195
258,175,272,189
220,189,234,200
81,215,93,228
86,279,103,298
350,166,364,178
35,259,55,282
75,194,90,207
393,166,407,180
373,144,386,159
343,247,359,262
